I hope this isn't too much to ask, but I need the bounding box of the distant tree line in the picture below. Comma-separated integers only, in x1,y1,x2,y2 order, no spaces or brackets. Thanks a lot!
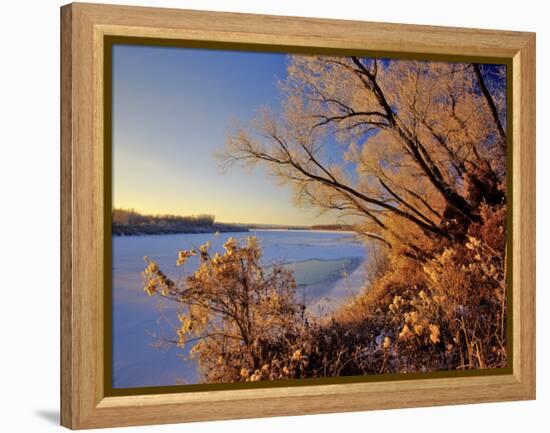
112,208,245,235
310,224,354,231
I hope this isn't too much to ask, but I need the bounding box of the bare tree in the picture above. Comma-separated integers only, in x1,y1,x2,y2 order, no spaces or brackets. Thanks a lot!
222,56,506,257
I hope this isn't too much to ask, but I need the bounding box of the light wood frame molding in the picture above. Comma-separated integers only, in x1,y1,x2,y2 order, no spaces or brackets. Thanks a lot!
60,2,536,429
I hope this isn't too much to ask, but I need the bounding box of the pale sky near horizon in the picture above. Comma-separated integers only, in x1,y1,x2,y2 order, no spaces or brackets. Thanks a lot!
112,44,343,226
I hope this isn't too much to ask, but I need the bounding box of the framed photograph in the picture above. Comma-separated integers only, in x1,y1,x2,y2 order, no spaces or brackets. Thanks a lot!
60,2,536,429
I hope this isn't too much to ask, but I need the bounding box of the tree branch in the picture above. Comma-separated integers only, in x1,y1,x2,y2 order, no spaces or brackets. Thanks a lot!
473,63,507,151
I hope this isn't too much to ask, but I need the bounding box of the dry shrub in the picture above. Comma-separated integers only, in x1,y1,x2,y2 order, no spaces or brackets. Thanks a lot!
143,236,306,383
320,204,507,374
335,202,507,373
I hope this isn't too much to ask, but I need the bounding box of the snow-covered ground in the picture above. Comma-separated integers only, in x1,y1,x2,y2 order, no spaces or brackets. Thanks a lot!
112,230,368,388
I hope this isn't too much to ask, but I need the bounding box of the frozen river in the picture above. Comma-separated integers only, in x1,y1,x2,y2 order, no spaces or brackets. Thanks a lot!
112,230,368,388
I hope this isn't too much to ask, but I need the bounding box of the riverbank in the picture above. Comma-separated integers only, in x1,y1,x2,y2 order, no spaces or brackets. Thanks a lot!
112,223,248,236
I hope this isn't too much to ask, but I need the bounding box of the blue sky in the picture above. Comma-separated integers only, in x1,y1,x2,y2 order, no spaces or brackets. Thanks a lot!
112,44,341,225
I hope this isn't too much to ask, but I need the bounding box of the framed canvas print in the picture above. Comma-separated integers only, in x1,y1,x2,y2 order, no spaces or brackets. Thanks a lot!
60,2,536,429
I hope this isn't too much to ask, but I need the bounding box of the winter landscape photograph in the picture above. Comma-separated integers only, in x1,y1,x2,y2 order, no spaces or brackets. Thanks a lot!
110,44,509,389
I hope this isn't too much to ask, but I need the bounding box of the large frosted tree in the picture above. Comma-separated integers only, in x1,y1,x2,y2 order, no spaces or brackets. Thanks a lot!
223,56,506,258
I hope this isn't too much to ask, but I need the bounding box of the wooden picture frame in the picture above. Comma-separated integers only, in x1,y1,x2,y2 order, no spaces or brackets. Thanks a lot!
60,2,536,429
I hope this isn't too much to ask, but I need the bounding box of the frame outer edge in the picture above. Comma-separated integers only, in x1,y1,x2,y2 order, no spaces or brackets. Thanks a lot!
60,3,74,429
60,3,536,428
519,33,536,398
